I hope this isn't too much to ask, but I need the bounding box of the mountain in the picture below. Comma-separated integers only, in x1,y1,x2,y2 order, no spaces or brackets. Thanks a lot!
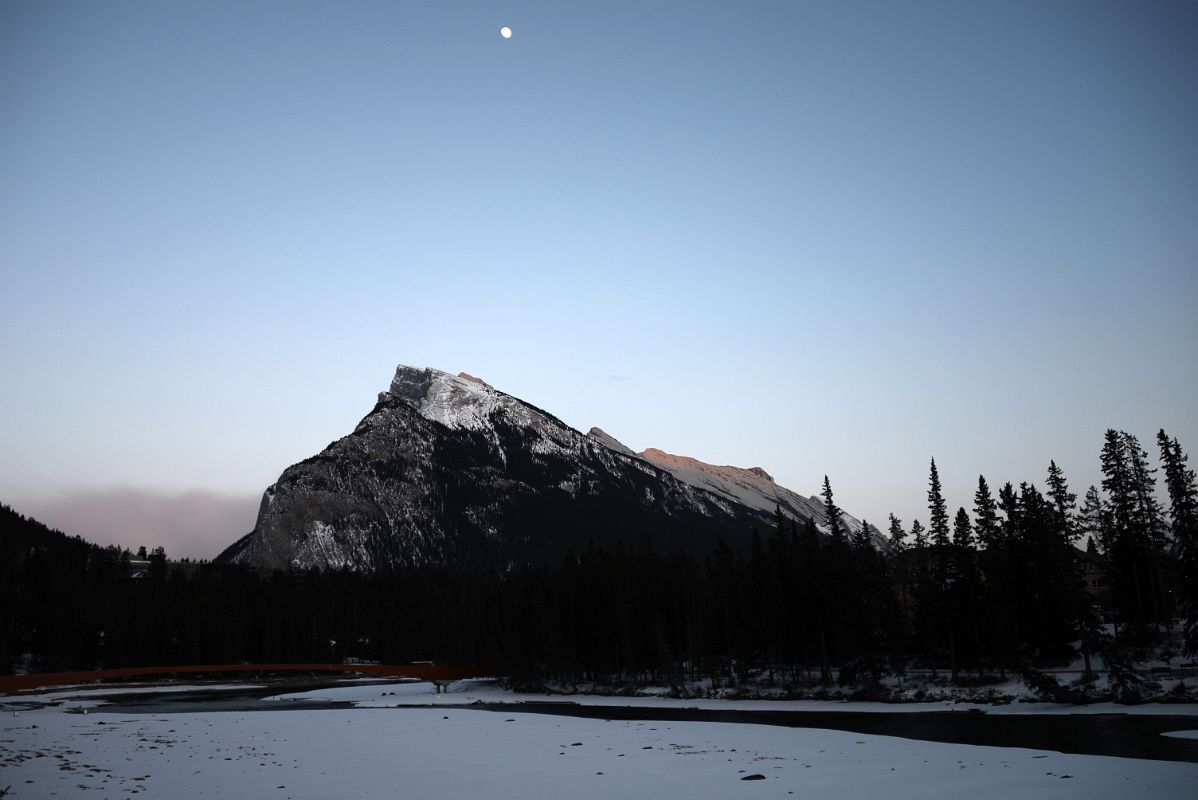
636,448,877,543
218,365,879,571
581,437,878,543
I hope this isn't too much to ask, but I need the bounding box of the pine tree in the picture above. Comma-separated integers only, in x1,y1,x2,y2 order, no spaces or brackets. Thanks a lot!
852,519,873,553
1101,430,1135,542
973,476,999,549
821,475,844,543
986,482,1024,674
1124,433,1164,551
1046,460,1078,543
799,517,834,686
1124,432,1169,625
820,477,853,677
1014,482,1077,654
1101,429,1165,634
1039,464,1098,673
910,519,926,550
998,482,1021,543
924,458,954,673
906,517,931,670
848,519,894,682
1077,486,1106,553
928,459,950,550
950,506,981,675
887,514,907,552
952,507,973,549
1158,430,1198,653
885,512,911,669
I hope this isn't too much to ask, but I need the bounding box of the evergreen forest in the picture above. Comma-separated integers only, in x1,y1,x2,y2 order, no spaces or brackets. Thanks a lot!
3,428,1195,697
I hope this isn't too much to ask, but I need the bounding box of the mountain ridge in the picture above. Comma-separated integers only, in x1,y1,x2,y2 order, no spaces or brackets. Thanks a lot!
219,365,881,570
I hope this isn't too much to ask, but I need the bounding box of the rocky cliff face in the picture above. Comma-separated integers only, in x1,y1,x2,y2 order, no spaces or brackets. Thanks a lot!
637,448,880,544
219,365,880,571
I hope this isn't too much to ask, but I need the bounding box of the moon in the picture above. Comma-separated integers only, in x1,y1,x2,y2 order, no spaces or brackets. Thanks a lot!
500,26,512,39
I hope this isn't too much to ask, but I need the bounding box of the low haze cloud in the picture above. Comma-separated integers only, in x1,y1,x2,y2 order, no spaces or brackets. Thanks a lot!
20,488,260,560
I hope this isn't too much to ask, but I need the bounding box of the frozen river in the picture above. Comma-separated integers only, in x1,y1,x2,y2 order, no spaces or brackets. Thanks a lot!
91,681,1198,763
3,680,1196,799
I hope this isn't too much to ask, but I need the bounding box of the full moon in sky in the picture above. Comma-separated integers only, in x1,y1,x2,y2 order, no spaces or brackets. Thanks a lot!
500,26,512,39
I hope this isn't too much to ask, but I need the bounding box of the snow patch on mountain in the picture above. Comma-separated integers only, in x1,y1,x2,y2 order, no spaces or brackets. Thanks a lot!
292,521,374,571
390,366,504,432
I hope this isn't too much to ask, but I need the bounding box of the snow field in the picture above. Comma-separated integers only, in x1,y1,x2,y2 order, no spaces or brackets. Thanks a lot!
2,693,1196,799
18,683,266,704
284,678,1198,718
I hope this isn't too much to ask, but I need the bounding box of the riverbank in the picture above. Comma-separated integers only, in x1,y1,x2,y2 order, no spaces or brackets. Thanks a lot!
33,677,1198,762
3,680,1197,799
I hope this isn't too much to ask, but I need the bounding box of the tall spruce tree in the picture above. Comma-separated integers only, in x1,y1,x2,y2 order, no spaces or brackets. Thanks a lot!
928,459,950,550
847,519,886,680
819,476,851,675
1077,486,1106,553
910,519,926,550
887,514,907,552
1158,430,1198,653
852,519,873,552
973,476,999,549
984,482,1024,673
1101,429,1139,634
1125,432,1169,626
925,458,953,670
997,482,1022,545
1124,433,1165,550
885,511,911,670
950,505,981,675
1041,463,1099,672
1101,430,1164,634
799,517,834,685
952,507,973,549
821,475,844,543
1101,430,1134,537
1046,460,1078,543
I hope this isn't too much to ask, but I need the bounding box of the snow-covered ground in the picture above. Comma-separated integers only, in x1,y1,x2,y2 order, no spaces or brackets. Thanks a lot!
257,677,1198,718
2,681,1196,799
14,683,265,704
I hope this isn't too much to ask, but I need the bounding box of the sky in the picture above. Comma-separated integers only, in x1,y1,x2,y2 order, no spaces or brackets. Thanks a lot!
2,1,1195,558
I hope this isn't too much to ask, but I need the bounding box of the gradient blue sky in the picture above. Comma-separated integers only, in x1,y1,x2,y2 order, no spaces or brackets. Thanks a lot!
2,1,1195,557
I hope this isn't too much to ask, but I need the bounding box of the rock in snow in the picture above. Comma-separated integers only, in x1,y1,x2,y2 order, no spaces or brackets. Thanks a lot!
218,365,881,571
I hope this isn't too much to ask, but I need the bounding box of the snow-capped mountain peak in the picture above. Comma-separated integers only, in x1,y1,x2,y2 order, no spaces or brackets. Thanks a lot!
389,365,505,432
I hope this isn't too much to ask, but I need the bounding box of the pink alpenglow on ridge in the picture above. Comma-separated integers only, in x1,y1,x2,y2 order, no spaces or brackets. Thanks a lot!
457,372,492,389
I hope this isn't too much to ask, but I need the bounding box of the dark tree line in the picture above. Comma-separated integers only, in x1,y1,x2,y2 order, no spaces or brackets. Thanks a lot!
3,427,1195,686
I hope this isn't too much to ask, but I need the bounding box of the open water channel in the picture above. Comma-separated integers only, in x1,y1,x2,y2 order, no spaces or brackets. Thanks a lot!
92,681,1198,764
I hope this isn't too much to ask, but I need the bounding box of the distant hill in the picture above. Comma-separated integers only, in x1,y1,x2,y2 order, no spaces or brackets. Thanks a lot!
0,502,94,565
